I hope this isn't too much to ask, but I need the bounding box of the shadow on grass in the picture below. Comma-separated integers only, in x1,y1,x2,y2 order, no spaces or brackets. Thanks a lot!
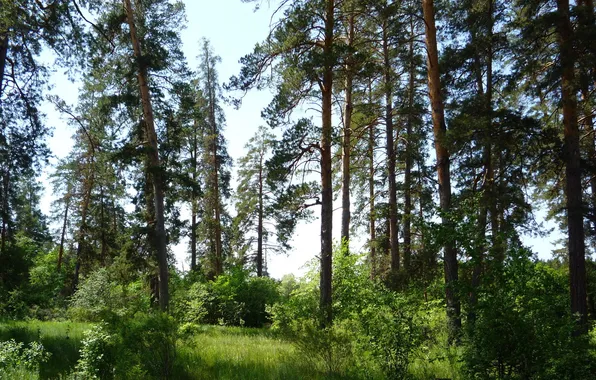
0,321,85,379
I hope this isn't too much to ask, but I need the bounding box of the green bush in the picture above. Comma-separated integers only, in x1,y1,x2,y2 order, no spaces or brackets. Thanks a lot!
270,249,421,378
75,312,177,379
463,248,596,379
69,268,150,321
0,339,50,378
75,323,115,379
179,268,281,327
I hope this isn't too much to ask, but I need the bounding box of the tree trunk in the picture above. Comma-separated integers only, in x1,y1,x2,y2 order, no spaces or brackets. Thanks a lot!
73,169,94,293
190,120,198,271
0,34,8,98
403,18,415,273
204,47,224,277
1,171,9,253
257,150,264,277
341,12,355,249
369,117,377,280
383,20,400,273
557,0,588,334
57,189,70,270
470,0,495,324
320,0,335,327
125,0,169,311
422,0,461,341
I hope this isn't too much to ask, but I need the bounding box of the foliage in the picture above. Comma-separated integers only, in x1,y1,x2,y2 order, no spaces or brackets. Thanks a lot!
270,248,421,378
0,339,50,375
463,248,596,379
75,312,177,379
178,268,281,327
69,268,150,321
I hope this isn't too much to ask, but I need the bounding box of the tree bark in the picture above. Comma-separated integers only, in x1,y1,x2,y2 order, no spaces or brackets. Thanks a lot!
557,0,588,334
369,116,377,279
422,0,461,341
403,17,415,272
0,34,8,98
125,0,169,311
57,189,70,270
341,12,355,249
470,0,495,324
1,171,9,253
320,0,335,327
383,20,400,273
190,120,198,271
257,149,264,277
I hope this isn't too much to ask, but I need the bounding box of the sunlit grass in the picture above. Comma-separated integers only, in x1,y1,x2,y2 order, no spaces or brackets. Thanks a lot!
176,325,326,379
0,320,464,379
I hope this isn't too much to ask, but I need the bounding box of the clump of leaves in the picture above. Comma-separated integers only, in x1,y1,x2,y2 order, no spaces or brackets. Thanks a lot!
0,339,50,376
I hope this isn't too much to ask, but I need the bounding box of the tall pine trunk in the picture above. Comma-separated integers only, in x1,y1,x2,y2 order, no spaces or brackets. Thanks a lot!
57,189,70,270
403,17,416,273
557,0,588,334
470,0,495,323
125,0,169,311
73,167,94,293
1,171,8,253
257,149,264,277
190,121,198,271
0,34,7,98
320,0,335,327
341,12,355,248
422,0,461,341
383,20,400,273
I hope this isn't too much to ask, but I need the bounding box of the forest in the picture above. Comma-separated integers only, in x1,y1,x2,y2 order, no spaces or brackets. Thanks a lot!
1,0,596,378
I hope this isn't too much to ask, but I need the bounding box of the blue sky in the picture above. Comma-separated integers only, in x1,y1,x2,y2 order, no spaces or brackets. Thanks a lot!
38,0,561,279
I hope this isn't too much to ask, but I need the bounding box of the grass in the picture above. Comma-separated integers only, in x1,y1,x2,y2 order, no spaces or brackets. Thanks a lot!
176,325,324,379
0,321,363,379
0,320,89,379
0,320,461,379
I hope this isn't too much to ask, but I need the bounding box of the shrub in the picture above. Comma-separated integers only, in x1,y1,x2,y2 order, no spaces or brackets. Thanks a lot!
75,324,115,379
0,339,50,378
270,249,421,378
69,268,150,321
75,313,177,379
180,268,281,327
463,248,596,379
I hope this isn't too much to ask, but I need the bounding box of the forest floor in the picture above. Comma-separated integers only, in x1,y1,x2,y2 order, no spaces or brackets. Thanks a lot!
0,321,461,379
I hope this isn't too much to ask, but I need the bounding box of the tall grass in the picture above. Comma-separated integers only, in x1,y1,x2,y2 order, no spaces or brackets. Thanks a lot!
0,320,88,379
176,325,336,379
1,320,463,379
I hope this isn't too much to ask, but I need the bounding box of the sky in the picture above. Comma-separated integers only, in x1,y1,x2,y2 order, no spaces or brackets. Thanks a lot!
38,0,562,280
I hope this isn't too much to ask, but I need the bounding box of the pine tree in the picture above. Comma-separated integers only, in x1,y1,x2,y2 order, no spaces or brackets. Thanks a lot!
235,126,286,276
422,0,461,341
231,0,340,326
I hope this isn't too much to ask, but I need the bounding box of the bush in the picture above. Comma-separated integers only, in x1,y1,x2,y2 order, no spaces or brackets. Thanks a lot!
75,324,115,379
179,268,281,327
75,312,177,379
69,268,150,321
463,248,596,379
270,249,421,378
0,339,50,378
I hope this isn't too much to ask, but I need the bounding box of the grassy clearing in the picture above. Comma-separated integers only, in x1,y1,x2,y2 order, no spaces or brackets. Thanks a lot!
0,320,460,379
0,322,356,379
176,325,352,379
